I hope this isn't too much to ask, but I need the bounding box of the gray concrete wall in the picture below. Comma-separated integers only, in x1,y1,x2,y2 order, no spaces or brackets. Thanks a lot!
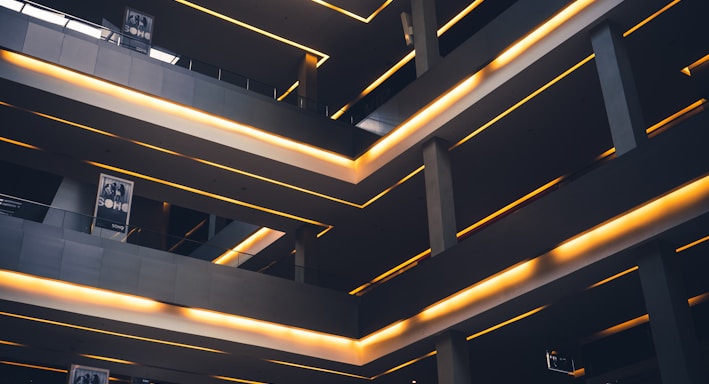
0,214,359,337
0,7,377,157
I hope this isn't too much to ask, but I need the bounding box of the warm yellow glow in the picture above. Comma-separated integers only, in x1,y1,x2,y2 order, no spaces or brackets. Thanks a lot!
0,50,352,169
571,367,586,378
594,314,650,340
310,0,392,23
646,98,707,136
349,248,430,296
416,260,537,322
588,266,639,289
330,0,484,119
179,306,357,348
0,360,66,373
361,165,425,208
0,135,43,150
680,53,709,76
622,0,681,38
212,375,270,384
265,359,370,380
0,309,226,354
331,51,416,120
688,292,709,306
214,227,284,265
466,305,547,341
490,0,593,70
370,351,437,380
0,270,159,310
438,0,485,36
457,177,564,238
588,292,709,342
450,54,595,150
0,271,226,354
80,354,137,365
86,161,332,229
0,340,24,347
173,0,329,67
551,174,709,263
195,158,361,208
277,81,299,101
676,234,709,253
3,98,366,208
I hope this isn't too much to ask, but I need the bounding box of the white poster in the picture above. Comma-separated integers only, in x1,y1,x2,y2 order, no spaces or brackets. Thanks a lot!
94,173,134,233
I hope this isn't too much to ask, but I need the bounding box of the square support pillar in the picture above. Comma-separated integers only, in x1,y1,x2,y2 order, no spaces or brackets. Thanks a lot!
436,331,471,384
423,137,457,256
295,224,319,284
411,0,440,77
635,240,705,384
590,22,646,156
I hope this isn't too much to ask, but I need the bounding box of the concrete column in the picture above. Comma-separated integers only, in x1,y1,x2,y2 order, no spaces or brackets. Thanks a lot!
635,240,705,384
590,22,646,156
411,0,440,77
43,177,95,233
436,331,471,384
298,52,318,111
423,137,457,256
295,225,319,284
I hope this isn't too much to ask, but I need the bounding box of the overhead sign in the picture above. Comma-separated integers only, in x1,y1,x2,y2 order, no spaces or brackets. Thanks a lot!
122,7,154,53
546,349,575,374
94,173,134,233
68,364,109,384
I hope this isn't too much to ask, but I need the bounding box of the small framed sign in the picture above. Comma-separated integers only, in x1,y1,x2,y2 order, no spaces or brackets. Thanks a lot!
68,364,110,384
122,7,154,53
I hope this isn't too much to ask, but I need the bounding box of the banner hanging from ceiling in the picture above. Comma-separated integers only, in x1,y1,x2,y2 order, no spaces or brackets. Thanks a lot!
93,173,134,233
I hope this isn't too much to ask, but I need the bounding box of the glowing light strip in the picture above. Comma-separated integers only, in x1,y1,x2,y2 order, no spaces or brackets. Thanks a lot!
0,135,42,150
173,0,329,67
80,354,136,365
681,53,709,76
350,176,563,295
1,100,364,208
457,176,564,238
330,0,486,119
360,165,424,208
213,227,284,265
277,80,299,101
311,0,392,23
212,375,270,384
86,161,331,229
0,340,24,346
676,234,709,253
0,50,352,170
466,305,547,341
588,266,639,289
265,360,370,380
438,0,486,36
0,310,226,354
646,98,707,135
0,360,66,373
622,0,680,38
370,351,438,380
450,54,595,150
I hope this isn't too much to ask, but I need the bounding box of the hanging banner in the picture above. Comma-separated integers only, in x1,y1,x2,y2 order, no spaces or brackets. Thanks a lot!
122,7,154,54
94,173,134,233
68,364,109,384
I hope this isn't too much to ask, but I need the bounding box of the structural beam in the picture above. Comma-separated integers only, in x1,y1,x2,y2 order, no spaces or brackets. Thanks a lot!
590,22,646,156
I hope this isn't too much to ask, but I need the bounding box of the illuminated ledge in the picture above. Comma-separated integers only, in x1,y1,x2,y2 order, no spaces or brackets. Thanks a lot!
2,172,709,365
0,0,624,184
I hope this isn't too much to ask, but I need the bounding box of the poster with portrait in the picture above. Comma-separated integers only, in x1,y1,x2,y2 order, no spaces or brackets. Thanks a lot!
68,364,109,384
94,173,134,233
122,7,154,53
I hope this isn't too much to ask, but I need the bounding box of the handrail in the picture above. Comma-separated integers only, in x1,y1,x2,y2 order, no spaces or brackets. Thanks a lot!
1,0,336,118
